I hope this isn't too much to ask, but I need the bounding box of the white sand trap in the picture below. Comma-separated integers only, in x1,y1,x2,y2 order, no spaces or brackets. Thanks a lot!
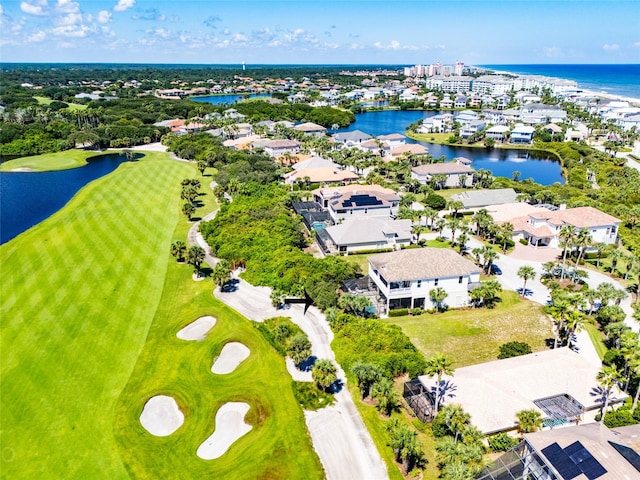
177,316,217,341
197,402,252,460
140,395,184,436
211,342,250,374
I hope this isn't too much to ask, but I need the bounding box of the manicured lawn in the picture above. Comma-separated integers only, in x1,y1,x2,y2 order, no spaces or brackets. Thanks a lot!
34,95,87,111
0,149,111,171
387,292,552,367
583,322,607,360
0,153,321,479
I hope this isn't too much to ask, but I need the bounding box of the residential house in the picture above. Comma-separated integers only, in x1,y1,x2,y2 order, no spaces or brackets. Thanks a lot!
521,103,567,124
455,110,479,124
378,133,407,148
316,217,412,254
284,167,358,186
368,248,481,312
510,124,536,144
454,95,468,109
439,97,454,109
460,119,486,139
388,143,430,160
263,139,301,157
333,130,373,147
411,162,475,188
293,122,327,137
485,125,510,142
511,206,620,248
312,184,400,223
451,188,518,209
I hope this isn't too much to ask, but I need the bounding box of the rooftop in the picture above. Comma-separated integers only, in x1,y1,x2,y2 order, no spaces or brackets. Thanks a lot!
325,217,412,246
412,162,475,176
368,248,479,282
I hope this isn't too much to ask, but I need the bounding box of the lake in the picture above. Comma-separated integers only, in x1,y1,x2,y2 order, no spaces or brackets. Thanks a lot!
190,93,271,105
336,110,564,185
0,153,128,244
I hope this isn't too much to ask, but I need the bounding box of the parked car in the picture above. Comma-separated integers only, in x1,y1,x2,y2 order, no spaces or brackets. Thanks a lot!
490,264,502,275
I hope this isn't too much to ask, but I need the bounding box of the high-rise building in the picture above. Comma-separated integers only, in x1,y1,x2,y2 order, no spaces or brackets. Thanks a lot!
454,61,464,76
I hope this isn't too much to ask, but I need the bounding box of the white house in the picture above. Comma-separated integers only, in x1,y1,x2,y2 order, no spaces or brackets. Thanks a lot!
317,217,412,254
411,162,475,188
485,125,510,142
510,124,536,144
333,130,373,147
263,139,301,157
368,248,481,312
293,122,327,137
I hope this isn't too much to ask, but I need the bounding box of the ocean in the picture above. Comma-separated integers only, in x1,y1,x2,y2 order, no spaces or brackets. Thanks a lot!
480,64,640,100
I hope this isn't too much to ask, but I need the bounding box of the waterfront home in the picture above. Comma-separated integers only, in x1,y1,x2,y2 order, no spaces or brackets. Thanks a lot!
358,139,387,157
510,124,536,144
485,125,510,142
415,348,624,435
451,188,518,209
284,167,358,186
316,217,412,254
460,120,486,139
378,133,406,148
411,162,475,188
419,113,455,134
454,95,468,109
510,205,620,248
388,143,430,160
293,122,327,137
368,248,480,312
312,184,400,223
455,110,479,124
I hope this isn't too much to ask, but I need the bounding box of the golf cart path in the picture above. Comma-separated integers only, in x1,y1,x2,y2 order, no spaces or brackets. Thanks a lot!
188,208,388,480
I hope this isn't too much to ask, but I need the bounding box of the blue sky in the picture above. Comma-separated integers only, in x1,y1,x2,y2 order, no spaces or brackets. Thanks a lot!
0,0,638,64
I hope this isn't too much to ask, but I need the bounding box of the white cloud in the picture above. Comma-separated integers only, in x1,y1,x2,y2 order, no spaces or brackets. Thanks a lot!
55,0,79,14
97,10,111,23
373,40,419,51
114,0,135,12
0,5,4,15
27,30,46,42
21,1,48,16
602,43,619,51
542,46,562,58
52,23,88,37
633,42,640,48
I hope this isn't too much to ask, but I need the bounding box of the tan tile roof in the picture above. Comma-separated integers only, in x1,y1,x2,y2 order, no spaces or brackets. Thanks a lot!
412,162,475,175
390,144,429,156
293,122,326,132
368,248,480,282
285,168,358,183
548,206,620,228
265,139,301,148
510,216,554,237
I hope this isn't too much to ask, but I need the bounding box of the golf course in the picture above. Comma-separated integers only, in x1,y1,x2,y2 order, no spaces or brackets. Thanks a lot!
0,151,323,479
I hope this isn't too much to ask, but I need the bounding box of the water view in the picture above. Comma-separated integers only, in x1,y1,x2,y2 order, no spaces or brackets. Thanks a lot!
190,93,271,105
0,154,129,244
337,110,564,185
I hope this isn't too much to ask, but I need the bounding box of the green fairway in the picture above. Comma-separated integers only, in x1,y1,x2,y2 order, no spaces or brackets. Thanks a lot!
0,152,321,479
0,149,111,171
34,96,87,111
387,292,553,367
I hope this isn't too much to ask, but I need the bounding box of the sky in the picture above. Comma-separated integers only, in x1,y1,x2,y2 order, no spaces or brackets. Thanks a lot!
0,0,639,65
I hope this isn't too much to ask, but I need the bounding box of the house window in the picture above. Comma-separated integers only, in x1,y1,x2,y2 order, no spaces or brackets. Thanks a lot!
434,278,439,286
417,280,421,288
458,276,463,284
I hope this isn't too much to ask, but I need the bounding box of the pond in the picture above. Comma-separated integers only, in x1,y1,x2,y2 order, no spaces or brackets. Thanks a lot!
336,110,564,185
0,153,129,244
190,93,271,105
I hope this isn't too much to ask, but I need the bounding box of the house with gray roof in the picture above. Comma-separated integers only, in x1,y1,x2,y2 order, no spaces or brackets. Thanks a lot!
312,184,400,222
451,188,518,209
411,162,475,188
333,130,373,147
317,217,412,254
368,248,480,312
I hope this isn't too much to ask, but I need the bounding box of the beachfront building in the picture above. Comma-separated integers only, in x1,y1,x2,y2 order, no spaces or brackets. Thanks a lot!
368,248,480,312
510,124,536,144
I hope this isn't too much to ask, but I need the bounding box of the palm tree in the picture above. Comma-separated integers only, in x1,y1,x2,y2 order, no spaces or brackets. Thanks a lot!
429,287,448,312
448,217,462,244
182,202,195,220
371,377,398,416
387,420,423,474
170,241,187,262
565,309,585,350
456,231,469,254
186,246,206,274
610,248,624,275
593,242,608,268
516,409,543,435
498,222,514,253
443,404,470,443
425,353,454,415
481,246,498,274
597,365,623,424
412,224,422,243
435,217,447,238
558,225,575,280
288,334,312,367
517,265,536,296
573,228,592,268
312,359,337,392
352,362,382,399
211,261,231,290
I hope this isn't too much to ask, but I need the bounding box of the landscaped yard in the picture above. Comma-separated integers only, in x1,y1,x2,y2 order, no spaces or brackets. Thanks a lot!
34,95,87,111
387,291,553,367
0,152,321,479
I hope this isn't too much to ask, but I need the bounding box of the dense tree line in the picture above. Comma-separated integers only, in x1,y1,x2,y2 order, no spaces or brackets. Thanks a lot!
199,184,360,309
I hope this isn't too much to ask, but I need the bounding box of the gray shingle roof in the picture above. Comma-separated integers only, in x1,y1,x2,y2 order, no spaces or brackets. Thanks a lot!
368,248,480,282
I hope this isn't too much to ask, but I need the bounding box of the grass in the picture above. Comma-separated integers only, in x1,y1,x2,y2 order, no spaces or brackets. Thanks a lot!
0,152,321,479
387,291,552,367
583,322,607,361
34,95,87,111
0,149,111,172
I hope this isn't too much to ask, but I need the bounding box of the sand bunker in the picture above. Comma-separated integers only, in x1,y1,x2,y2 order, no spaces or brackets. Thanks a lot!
196,402,252,460
211,342,250,374
176,316,216,341
139,395,184,436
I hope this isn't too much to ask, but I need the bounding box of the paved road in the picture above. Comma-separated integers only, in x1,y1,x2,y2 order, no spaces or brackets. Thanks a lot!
189,207,388,480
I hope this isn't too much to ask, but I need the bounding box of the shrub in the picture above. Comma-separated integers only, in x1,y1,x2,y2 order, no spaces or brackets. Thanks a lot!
423,193,447,211
410,308,423,316
389,308,409,317
488,433,518,452
292,381,335,410
498,341,532,359
519,238,529,246
603,404,640,428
